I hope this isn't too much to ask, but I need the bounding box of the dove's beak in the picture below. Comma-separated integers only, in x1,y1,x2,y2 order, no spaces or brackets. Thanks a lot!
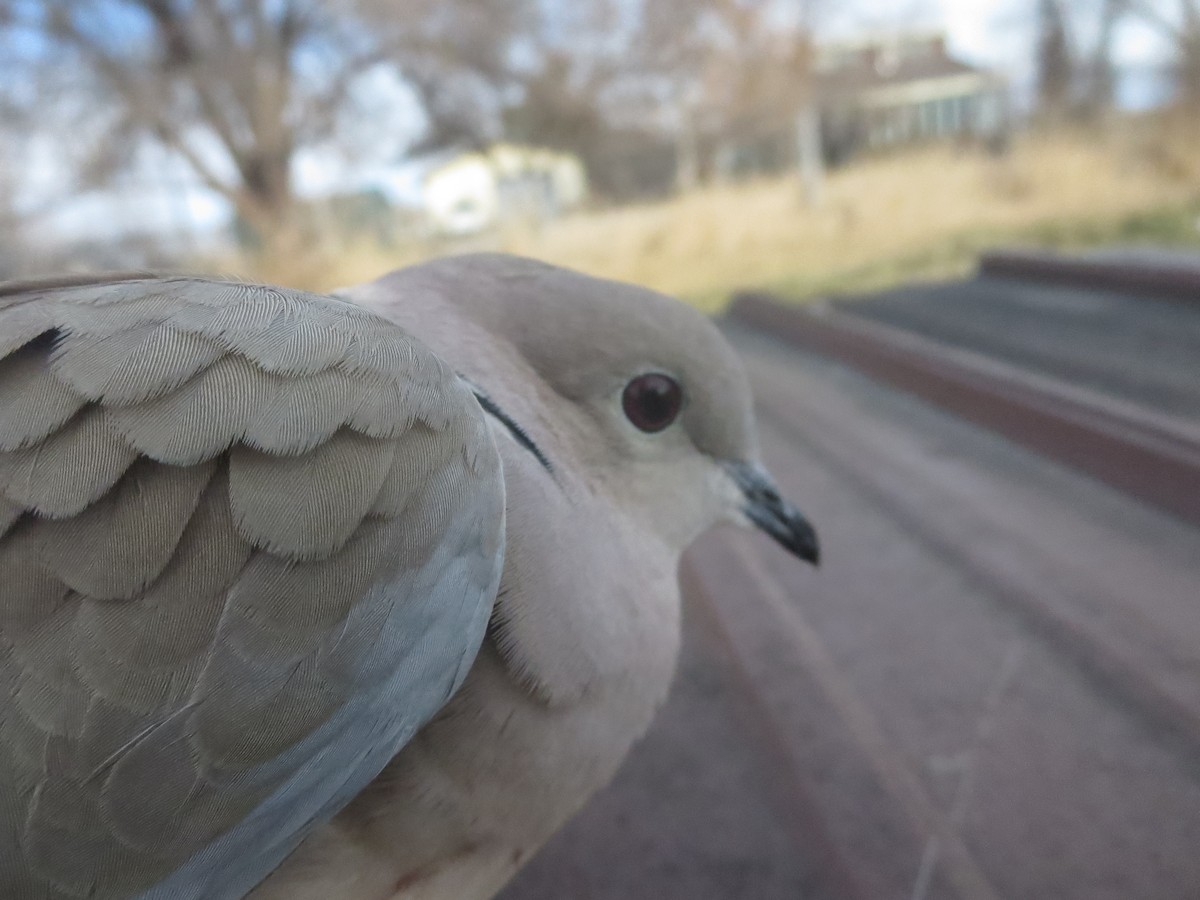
726,462,820,566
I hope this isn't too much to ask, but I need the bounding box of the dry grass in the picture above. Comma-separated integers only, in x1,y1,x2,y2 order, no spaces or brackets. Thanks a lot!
222,123,1200,313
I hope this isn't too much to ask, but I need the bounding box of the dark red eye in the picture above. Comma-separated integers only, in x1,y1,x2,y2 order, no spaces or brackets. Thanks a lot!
622,373,683,433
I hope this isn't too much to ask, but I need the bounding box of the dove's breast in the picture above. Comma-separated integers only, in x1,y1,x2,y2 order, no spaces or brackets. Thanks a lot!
251,472,684,900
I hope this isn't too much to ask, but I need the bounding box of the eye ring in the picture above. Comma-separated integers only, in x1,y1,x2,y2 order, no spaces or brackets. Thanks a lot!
622,372,683,433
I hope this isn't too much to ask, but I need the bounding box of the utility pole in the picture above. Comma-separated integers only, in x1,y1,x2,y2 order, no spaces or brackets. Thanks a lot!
795,102,824,206
793,0,824,205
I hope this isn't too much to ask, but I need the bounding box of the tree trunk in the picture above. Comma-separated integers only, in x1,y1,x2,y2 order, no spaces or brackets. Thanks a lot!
795,103,824,207
232,149,307,260
1081,0,1123,119
1036,0,1074,120
1178,15,1200,112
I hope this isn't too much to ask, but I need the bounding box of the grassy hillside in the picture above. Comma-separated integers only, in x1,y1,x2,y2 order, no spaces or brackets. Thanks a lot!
228,122,1200,312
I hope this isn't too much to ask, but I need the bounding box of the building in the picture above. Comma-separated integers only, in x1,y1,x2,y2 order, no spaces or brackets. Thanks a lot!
422,144,587,236
816,31,1009,162
670,30,1011,187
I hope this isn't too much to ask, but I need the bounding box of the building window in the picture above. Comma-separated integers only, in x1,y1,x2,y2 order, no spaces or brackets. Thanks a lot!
920,100,937,138
943,97,961,132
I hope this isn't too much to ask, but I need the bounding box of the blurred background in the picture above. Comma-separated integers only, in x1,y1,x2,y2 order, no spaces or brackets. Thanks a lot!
4,4,1200,899
0,0,1197,306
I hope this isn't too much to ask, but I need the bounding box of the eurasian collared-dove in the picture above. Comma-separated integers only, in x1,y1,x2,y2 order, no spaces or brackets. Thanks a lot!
0,253,817,900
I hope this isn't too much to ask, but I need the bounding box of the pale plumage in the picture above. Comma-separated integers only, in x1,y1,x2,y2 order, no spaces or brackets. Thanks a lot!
0,257,816,900
0,275,504,899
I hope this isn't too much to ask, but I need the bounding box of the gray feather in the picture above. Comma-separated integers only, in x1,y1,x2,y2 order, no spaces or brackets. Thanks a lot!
0,273,505,899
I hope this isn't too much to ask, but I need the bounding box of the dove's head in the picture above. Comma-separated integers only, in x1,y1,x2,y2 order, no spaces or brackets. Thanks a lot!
350,253,818,567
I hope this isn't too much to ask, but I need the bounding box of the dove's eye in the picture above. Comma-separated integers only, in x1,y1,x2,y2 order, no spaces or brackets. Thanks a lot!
622,373,683,433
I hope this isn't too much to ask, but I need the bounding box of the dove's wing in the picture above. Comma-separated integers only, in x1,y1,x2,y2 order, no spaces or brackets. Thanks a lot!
0,275,505,899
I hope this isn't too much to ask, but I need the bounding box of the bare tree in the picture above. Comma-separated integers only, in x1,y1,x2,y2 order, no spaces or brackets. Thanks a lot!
1036,0,1075,119
0,0,537,255
1080,0,1129,115
498,0,703,197
502,0,822,197
1127,0,1200,110
635,0,816,179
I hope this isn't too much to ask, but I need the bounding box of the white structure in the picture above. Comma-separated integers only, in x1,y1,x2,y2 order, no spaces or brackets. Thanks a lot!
422,144,587,236
816,32,1009,161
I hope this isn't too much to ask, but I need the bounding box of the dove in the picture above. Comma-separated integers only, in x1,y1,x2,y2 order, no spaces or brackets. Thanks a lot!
0,254,817,899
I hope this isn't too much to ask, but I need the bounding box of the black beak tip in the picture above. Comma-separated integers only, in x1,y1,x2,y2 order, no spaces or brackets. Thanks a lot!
788,521,821,567
744,502,821,567
727,461,820,568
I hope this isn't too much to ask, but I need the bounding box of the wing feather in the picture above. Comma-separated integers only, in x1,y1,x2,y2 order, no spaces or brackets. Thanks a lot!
0,307,55,359
35,459,216,601
214,302,353,374
0,342,88,452
228,430,397,558
0,407,140,519
0,497,22,538
0,530,71,629
51,324,225,405
0,274,505,899
233,367,358,455
104,355,273,465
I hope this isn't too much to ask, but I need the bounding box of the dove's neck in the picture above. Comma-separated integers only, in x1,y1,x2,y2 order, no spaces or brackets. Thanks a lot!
358,454,684,897
258,277,688,898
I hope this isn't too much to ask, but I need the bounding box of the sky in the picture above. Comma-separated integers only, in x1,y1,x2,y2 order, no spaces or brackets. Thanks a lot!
16,0,1182,248
938,0,1174,109
838,0,1172,89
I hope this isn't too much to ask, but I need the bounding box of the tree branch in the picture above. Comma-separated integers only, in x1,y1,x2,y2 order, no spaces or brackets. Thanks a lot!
1126,0,1186,38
